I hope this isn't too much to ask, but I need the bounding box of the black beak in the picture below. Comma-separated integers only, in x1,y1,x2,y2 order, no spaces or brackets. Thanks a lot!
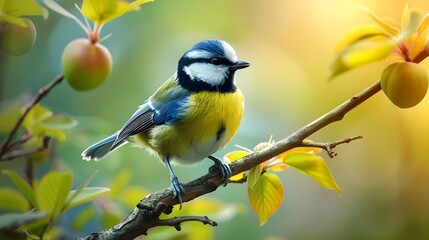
229,60,250,71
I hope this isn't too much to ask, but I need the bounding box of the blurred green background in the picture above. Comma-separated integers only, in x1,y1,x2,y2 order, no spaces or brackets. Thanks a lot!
1,0,429,239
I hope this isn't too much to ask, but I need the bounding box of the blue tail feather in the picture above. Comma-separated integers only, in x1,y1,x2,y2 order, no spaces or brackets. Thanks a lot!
81,133,127,161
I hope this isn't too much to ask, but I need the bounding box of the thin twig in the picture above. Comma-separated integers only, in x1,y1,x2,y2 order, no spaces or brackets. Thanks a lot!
81,81,382,239
157,216,218,231
0,137,51,161
8,132,32,149
301,135,363,158
0,74,64,160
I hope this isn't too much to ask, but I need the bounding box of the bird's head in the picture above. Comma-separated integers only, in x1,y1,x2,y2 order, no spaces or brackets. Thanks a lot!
176,39,249,92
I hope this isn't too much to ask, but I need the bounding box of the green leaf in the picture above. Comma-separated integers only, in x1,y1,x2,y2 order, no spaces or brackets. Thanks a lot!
22,104,53,130
38,115,78,130
0,102,21,133
2,170,37,208
22,104,74,141
71,206,97,231
64,170,99,208
247,164,263,189
0,188,30,212
38,128,67,141
64,187,110,211
0,0,48,19
283,153,342,195
0,211,48,229
35,171,72,219
247,172,283,226
330,37,395,79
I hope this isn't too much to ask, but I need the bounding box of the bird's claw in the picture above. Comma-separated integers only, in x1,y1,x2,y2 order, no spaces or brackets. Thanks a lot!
171,176,186,209
209,156,232,186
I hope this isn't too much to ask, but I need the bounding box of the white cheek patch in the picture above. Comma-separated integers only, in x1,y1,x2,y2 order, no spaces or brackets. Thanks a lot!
184,62,228,86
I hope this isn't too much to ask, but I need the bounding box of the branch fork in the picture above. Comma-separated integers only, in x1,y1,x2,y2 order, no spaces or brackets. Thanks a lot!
0,74,64,162
303,135,363,158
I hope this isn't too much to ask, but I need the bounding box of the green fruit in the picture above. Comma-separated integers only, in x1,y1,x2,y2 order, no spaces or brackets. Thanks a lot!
61,38,112,91
381,62,428,108
0,18,36,56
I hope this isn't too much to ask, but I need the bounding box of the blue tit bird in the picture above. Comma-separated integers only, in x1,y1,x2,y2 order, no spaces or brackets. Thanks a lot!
81,39,249,206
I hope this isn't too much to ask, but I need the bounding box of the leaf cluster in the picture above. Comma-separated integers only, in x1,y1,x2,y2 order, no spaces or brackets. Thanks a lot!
225,138,341,225
0,170,109,239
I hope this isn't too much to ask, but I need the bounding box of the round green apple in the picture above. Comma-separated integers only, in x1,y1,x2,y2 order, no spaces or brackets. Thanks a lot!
61,38,112,91
0,18,36,56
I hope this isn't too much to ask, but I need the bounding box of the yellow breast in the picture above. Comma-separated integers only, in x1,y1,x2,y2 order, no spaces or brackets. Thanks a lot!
140,89,244,165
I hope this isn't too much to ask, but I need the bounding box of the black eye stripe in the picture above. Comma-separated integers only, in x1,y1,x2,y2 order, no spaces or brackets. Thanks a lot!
211,57,221,65
182,57,233,66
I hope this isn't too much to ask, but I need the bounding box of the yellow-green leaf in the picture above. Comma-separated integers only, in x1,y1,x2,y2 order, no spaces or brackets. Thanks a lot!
0,15,27,27
36,171,72,219
283,153,341,195
64,170,99,208
31,127,66,141
0,212,48,229
330,37,395,79
64,187,110,211
0,102,20,133
22,104,74,141
248,172,283,226
39,115,78,130
358,6,399,36
81,0,153,25
0,188,30,212
2,170,37,208
342,38,394,66
22,103,53,129
0,0,47,20
224,151,249,181
334,24,386,53
247,164,263,189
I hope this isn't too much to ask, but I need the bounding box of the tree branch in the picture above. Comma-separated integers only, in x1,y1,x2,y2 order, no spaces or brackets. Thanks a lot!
0,74,64,161
0,136,51,161
302,135,363,158
82,81,382,239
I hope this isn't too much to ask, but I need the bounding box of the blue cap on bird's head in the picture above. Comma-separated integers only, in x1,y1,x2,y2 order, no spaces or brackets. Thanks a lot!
177,39,249,93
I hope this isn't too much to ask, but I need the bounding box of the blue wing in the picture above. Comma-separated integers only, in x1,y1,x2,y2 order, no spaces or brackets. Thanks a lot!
110,79,190,150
